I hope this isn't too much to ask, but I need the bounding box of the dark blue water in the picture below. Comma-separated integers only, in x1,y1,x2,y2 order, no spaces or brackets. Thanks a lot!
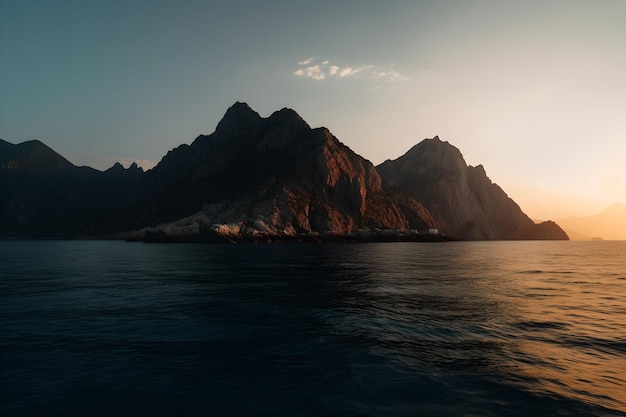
1,240,625,416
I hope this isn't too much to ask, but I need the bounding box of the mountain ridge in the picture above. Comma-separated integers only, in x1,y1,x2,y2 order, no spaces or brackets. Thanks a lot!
0,103,568,241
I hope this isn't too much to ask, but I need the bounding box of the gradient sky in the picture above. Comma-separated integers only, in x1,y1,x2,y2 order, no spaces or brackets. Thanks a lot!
1,0,625,220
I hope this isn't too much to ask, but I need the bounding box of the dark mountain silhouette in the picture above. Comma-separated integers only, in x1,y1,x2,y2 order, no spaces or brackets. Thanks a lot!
0,105,568,241
0,139,142,237
377,137,568,240
0,138,74,172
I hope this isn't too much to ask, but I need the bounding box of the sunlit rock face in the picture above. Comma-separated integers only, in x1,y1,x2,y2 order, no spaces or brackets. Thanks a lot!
127,102,426,240
377,137,568,240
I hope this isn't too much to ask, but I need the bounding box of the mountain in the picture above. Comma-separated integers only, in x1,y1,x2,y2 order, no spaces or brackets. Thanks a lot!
0,105,569,241
377,137,568,240
0,139,143,237
123,102,434,241
0,138,74,172
557,203,626,240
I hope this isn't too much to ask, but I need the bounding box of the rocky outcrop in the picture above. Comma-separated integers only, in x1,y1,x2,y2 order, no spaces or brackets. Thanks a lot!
377,137,568,240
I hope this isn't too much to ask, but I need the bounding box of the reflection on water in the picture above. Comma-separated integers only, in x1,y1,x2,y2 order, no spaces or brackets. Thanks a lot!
353,241,626,413
1,240,625,416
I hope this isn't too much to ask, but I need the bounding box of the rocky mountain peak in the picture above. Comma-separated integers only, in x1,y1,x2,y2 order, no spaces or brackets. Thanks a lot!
269,107,309,126
378,136,568,240
105,161,144,174
255,107,313,151
380,137,467,181
106,162,125,172
128,162,143,172
214,101,263,136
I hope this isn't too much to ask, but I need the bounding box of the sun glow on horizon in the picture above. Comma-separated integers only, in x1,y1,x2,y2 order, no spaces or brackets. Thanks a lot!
1,1,625,233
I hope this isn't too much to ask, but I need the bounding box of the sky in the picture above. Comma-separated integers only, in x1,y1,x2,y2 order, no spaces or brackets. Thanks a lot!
1,0,625,220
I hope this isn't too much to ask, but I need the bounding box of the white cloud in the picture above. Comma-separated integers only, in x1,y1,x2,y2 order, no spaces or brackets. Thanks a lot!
338,67,353,78
294,58,405,83
338,65,371,78
298,57,314,65
305,65,325,80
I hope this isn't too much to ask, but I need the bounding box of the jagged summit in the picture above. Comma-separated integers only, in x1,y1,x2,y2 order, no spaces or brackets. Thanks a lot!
224,101,258,117
214,101,262,135
104,161,143,174
210,103,312,153
106,162,126,172
218,102,308,129
269,107,309,127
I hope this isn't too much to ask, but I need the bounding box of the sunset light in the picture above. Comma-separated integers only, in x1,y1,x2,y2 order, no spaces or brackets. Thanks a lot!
1,2,625,416
2,1,625,223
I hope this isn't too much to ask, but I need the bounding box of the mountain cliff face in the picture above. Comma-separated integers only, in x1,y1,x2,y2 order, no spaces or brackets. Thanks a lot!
126,102,422,241
377,137,568,240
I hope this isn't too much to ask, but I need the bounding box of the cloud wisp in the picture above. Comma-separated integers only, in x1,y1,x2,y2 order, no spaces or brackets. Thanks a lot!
298,57,314,65
294,58,406,83
294,65,326,80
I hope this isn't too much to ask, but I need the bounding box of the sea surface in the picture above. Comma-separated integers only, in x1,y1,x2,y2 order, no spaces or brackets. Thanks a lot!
1,240,625,416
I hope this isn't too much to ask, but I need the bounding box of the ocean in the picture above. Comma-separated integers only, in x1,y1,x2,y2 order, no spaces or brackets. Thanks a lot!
1,240,625,416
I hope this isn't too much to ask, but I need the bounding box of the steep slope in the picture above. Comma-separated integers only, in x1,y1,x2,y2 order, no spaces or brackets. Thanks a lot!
0,138,74,172
377,137,568,240
126,102,429,240
557,203,626,240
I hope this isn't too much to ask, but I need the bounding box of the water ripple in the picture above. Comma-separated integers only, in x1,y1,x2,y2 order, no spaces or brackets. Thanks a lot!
1,240,626,416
